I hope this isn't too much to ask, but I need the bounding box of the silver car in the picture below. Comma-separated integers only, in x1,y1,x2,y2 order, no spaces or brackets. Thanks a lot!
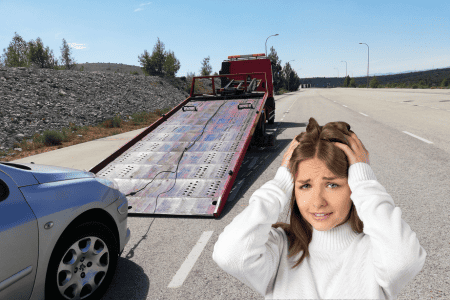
0,161,131,300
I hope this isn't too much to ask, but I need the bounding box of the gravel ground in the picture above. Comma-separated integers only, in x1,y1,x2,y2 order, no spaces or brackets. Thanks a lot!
0,67,219,158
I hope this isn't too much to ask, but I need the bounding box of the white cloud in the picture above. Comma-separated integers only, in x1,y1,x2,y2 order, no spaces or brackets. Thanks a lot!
135,2,151,12
68,43,86,50
55,32,64,39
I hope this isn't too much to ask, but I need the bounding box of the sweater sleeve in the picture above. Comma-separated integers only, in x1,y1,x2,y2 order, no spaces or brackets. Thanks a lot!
212,166,294,296
348,162,427,300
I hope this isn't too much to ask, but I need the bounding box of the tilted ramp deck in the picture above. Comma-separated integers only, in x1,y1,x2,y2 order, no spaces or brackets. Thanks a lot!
90,94,267,217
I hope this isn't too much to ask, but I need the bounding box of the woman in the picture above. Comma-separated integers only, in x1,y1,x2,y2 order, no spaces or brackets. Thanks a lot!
212,117,426,300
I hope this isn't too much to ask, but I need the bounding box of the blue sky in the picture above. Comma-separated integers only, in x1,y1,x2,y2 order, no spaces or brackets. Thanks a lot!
1,0,449,79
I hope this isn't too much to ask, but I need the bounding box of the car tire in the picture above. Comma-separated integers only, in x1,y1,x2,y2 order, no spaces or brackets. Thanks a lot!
45,221,119,300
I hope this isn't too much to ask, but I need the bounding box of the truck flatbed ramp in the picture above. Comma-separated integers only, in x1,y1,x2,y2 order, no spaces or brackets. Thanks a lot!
92,96,266,217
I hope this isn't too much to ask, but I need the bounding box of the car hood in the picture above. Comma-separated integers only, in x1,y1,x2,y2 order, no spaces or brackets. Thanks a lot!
0,162,95,187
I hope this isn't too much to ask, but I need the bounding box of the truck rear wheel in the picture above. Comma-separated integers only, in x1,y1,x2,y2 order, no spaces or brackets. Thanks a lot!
260,113,266,135
256,111,266,138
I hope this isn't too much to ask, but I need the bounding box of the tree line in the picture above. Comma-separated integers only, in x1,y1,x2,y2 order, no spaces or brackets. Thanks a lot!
1,33,302,94
340,74,450,89
267,46,301,93
0,32,76,70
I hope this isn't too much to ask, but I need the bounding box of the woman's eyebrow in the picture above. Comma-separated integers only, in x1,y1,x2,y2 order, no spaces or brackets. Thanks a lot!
296,176,339,183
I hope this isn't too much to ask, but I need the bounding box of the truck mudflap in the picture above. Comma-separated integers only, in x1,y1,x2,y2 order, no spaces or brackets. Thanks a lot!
91,95,267,217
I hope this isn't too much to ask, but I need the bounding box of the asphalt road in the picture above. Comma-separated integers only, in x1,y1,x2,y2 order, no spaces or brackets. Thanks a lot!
12,87,450,299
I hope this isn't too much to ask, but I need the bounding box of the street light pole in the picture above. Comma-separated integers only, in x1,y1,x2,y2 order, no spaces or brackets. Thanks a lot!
287,59,295,91
341,61,347,78
265,34,279,57
359,43,369,88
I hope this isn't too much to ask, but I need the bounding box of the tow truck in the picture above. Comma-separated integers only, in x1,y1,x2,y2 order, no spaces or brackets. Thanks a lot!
89,53,276,217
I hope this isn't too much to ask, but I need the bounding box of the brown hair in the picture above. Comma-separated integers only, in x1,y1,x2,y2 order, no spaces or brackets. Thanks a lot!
271,117,364,269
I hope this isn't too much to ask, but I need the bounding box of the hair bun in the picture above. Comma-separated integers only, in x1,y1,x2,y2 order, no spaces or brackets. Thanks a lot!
306,117,321,135
302,118,353,145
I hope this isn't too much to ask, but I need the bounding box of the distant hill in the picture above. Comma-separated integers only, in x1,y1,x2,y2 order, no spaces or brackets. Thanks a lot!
302,67,450,88
73,62,147,76
72,62,192,94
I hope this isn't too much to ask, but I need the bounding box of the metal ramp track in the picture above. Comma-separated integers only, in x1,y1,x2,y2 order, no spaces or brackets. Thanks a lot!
95,97,266,217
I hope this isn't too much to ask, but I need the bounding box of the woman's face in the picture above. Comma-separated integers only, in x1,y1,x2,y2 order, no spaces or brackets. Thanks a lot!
294,157,352,231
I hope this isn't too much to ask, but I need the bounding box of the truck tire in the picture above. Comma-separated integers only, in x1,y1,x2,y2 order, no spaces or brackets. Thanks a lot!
266,98,275,125
258,111,266,137
268,113,274,124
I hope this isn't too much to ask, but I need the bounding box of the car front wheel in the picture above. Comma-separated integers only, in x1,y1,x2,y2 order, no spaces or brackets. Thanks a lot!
45,221,119,300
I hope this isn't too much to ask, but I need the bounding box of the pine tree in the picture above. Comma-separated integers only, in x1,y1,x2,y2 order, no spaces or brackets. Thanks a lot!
138,49,154,76
138,37,180,78
283,62,296,91
139,37,167,76
27,37,58,69
162,50,180,78
151,37,166,76
60,38,77,70
268,46,283,93
288,69,301,91
343,75,350,87
200,56,212,76
1,32,30,67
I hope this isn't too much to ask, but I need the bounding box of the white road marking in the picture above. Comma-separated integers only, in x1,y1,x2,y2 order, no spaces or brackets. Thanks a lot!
248,157,259,169
280,97,298,120
286,97,298,111
403,131,433,144
286,92,440,146
343,105,347,107
168,231,214,288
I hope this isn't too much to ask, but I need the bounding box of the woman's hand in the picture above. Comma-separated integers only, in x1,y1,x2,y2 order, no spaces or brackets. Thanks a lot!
333,131,370,166
281,139,299,170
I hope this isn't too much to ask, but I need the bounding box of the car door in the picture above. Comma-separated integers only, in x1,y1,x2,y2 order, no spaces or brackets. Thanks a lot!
0,170,38,300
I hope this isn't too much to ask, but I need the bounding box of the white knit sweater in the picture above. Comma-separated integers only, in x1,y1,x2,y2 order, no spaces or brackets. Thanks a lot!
212,163,426,299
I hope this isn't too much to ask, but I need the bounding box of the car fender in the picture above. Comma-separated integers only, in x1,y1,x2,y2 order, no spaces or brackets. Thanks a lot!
104,194,129,254
20,178,118,300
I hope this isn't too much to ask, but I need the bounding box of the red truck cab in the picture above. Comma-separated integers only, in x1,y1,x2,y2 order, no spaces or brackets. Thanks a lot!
219,53,275,125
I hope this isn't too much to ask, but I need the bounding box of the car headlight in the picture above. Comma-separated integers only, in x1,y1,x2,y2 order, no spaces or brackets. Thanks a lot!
94,177,120,191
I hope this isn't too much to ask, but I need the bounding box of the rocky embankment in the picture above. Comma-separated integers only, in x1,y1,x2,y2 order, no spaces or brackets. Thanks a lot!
0,67,197,157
